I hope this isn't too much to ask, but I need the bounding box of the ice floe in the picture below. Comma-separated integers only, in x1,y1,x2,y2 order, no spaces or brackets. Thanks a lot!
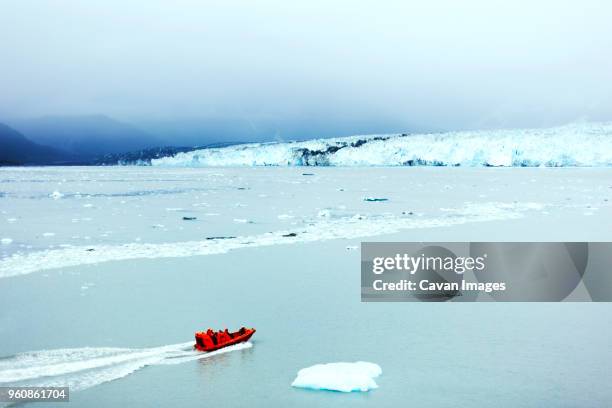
291,362,382,392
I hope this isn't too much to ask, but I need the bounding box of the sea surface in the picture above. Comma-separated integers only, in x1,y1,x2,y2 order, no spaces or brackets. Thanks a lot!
1,166,611,407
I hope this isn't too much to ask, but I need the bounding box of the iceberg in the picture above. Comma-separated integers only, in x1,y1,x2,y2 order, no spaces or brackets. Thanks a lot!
291,362,382,392
148,122,612,167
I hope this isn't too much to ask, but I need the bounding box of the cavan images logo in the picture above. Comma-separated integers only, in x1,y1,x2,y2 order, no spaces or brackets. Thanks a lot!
361,243,612,302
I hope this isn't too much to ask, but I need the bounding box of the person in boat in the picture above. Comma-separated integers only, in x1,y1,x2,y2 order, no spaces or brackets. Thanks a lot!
224,328,232,339
216,329,229,343
206,329,218,345
199,332,213,347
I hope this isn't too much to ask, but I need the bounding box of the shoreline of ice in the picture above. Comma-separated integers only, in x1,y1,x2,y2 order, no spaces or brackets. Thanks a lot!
0,201,542,279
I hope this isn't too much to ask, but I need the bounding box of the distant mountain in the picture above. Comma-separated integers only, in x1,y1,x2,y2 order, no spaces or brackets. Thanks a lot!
0,123,69,165
9,115,163,159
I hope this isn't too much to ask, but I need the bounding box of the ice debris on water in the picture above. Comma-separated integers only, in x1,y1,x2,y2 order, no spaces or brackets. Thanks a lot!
1,238,13,245
363,197,388,202
291,362,382,393
182,216,197,221
50,191,64,199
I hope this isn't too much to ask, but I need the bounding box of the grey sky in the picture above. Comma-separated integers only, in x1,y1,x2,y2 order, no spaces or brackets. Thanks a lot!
1,0,611,132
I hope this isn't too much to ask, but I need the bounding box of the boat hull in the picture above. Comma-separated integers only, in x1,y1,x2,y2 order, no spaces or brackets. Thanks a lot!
194,328,255,352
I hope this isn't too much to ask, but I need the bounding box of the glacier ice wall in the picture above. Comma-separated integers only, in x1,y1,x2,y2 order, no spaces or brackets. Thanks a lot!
149,122,612,167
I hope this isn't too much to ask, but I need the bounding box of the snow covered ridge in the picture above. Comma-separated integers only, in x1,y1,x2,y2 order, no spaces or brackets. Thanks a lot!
150,122,612,167
292,362,382,392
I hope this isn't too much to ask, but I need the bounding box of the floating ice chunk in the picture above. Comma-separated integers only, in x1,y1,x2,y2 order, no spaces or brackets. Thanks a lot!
1,238,12,245
277,214,294,220
50,191,64,199
292,362,382,393
233,218,249,223
42,232,55,237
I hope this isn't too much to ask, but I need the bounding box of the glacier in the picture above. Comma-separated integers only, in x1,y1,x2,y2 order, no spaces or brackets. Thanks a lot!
291,362,382,392
150,122,612,167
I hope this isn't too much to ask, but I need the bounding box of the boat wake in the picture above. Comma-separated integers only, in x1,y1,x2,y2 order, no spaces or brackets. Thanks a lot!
0,341,252,392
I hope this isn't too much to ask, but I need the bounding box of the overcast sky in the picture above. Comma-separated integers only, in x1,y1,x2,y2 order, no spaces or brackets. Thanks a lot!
1,0,611,134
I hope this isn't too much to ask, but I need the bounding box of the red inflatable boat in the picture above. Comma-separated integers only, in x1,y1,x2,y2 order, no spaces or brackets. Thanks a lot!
194,327,256,352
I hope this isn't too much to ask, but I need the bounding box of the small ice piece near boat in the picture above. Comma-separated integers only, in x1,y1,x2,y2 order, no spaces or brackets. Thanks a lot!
291,362,382,393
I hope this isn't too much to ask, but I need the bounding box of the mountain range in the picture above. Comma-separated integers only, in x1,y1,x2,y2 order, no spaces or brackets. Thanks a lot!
1,115,175,165
0,123,69,165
